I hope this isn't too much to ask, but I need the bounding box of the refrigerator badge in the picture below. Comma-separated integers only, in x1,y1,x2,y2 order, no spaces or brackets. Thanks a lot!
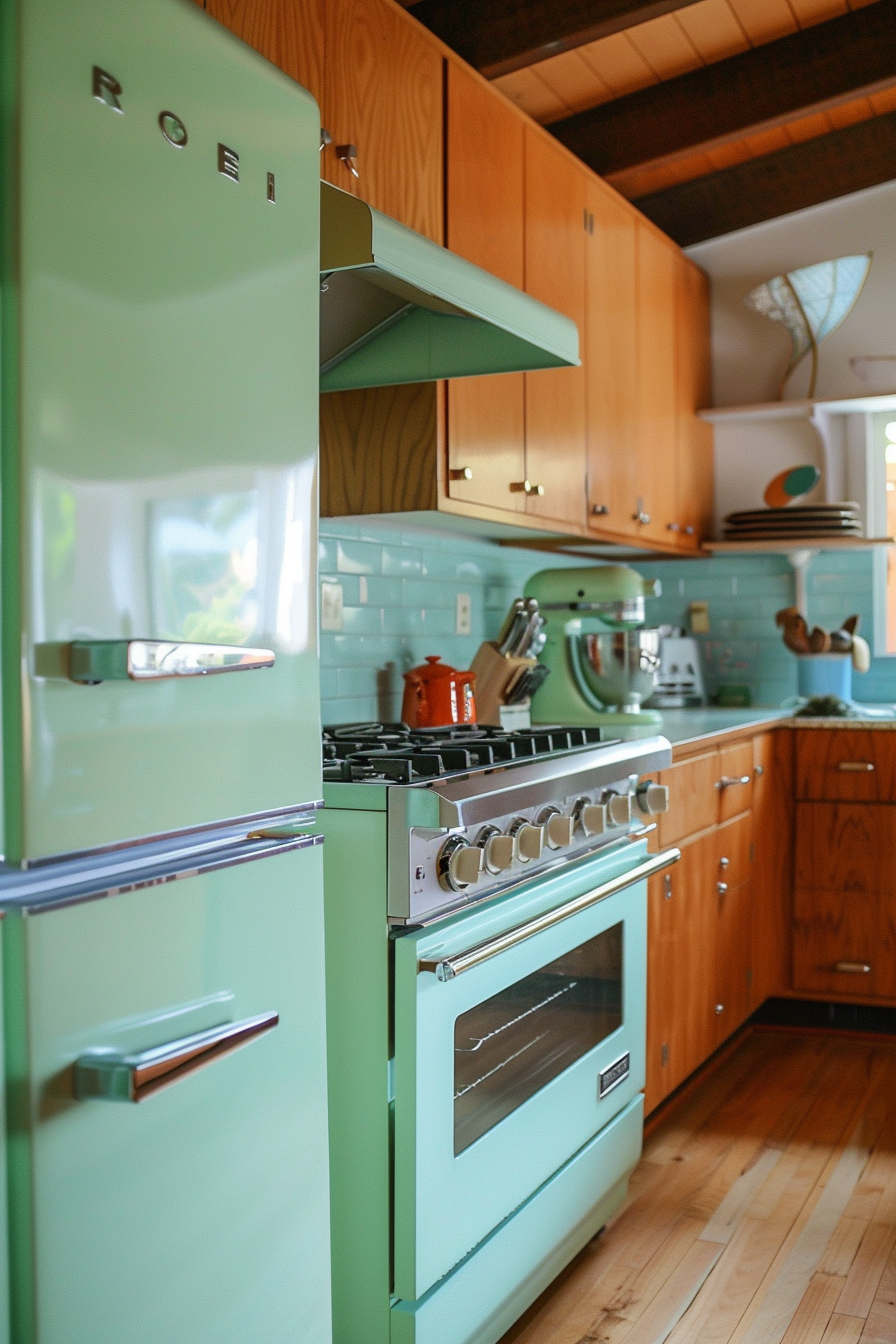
218,143,239,182
159,112,188,148
92,66,122,113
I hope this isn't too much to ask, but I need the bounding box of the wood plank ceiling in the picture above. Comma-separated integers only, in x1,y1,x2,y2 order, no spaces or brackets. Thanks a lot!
405,0,896,243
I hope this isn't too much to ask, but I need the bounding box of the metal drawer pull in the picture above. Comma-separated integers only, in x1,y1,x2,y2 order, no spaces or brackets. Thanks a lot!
717,881,728,894
66,640,275,683
74,1012,278,1102
716,775,751,790
837,761,875,772
834,961,871,974
419,848,680,981
335,143,359,178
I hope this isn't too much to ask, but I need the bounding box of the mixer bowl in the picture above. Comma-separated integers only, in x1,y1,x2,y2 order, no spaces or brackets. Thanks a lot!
570,628,662,712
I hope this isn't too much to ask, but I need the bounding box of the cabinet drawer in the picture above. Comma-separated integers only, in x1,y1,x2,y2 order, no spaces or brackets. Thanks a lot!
717,741,754,821
658,752,718,845
795,731,896,801
795,802,896,894
793,886,896,1000
716,813,752,891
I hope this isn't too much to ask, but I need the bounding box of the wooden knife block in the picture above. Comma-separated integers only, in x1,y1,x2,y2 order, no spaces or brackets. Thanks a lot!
470,642,537,726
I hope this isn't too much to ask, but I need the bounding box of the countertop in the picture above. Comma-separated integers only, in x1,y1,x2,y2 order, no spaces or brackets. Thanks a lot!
614,705,896,751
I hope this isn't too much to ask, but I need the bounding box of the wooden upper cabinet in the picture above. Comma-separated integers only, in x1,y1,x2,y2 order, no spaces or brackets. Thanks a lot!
673,257,713,549
204,0,324,106
322,0,443,242
635,224,678,546
523,129,587,531
445,61,526,515
585,179,639,541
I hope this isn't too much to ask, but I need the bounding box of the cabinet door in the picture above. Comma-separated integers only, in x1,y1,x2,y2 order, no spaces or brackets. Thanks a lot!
672,256,713,550
523,129,587,530
714,815,753,1043
586,180,639,540
646,832,717,1110
751,731,792,1006
444,61,526,513
9,845,330,1344
204,0,325,106
795,730,896,802
323,0,443,241
634,224,677,546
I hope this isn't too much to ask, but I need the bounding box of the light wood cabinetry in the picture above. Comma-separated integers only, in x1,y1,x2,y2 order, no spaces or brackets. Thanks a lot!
522,129,588,532
792,730,896,1004
204,0,324,106
634,223,677,548
444,61,526,516
321,0,443,242
673,260,714,550
646,728,788,1115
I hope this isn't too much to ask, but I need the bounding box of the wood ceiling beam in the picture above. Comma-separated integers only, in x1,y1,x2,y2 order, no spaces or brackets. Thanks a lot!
405,0,704,79
550,0,896,178
631,110,896,246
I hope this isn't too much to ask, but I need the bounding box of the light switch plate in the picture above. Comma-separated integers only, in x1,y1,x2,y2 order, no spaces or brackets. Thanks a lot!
321,580,344,631
456,592,472,635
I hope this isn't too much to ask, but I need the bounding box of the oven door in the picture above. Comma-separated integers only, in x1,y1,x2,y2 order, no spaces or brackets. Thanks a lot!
392,840,679,1301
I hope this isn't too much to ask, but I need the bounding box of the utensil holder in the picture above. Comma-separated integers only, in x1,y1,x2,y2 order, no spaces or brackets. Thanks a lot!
797,654,852,701
469,642,536,725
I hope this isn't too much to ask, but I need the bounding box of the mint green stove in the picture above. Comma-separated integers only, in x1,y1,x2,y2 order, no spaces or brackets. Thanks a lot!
320,723,679,1344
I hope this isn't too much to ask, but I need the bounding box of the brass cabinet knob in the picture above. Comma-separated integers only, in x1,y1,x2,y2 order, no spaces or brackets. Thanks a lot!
335,143,359,178
510,480,545,497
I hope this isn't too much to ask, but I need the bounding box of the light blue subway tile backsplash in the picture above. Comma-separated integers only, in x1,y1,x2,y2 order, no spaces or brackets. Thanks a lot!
318,519,896,722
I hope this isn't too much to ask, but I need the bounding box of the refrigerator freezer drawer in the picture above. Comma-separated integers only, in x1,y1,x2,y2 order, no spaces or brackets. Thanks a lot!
391,1095,643,1344
4,0,322,862
4,843,330,1344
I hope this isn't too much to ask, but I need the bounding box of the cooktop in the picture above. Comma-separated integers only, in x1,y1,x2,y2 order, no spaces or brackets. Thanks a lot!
322,722,612,785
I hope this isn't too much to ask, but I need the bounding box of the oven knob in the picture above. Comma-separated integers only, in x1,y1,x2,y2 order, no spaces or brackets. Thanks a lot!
576,801,607,837
636,782,670,816
605,793,632,827
546,813,575,849
437,837,483,892
484,833,515,874
510,821,544,862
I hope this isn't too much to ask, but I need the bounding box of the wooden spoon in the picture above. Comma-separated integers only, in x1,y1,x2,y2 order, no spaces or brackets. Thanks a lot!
843,615,861,635
809,626,831,654
852,634,871,674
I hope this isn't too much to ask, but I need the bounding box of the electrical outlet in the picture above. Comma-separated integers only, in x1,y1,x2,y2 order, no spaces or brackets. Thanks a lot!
689,600,710,635
456,592,472,636
321,580,344,632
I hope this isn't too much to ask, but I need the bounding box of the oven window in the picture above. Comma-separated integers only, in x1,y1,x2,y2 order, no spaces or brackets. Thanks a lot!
453,923,623,1154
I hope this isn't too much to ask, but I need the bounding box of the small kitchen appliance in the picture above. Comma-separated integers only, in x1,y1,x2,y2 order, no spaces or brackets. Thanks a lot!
320,722,678,1344
651,632,707,708
524,566,663,726
401,656,477,728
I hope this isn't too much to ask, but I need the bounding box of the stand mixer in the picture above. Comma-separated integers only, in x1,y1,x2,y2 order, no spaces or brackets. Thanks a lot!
524,565,663,726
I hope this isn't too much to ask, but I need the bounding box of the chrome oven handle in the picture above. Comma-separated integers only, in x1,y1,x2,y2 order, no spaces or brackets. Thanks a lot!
73,1012,279,1102
65,640,275,683
418,848,681,981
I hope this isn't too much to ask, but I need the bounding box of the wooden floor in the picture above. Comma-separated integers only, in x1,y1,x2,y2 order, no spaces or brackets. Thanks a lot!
500,1030,896,1344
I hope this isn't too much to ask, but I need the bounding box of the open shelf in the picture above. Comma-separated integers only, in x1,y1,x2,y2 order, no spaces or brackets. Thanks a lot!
703,536,894,554
699,393,896,424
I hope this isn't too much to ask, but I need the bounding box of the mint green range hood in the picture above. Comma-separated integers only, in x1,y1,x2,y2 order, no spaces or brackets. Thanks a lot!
320,183,580,391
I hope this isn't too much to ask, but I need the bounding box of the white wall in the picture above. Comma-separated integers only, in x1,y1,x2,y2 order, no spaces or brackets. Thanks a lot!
686,178,896,407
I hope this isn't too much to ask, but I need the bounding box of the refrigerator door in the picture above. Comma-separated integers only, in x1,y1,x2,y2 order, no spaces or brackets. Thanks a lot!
3,0,321,863
4,842,330,1344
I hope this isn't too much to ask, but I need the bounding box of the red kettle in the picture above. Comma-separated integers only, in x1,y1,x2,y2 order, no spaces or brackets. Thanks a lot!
401,656,477,729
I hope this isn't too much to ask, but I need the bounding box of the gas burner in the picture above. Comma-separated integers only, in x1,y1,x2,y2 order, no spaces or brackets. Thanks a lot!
322,722,614,784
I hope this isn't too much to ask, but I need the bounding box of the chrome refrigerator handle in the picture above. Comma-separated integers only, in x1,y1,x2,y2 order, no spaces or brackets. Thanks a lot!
418,847,681,981
73,1012,279,1102
63,640,275,683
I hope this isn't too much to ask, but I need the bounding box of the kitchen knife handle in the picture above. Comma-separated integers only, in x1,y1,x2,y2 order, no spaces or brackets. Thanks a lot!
59,640,275,684
74,1012,279,1103
418,847,680,981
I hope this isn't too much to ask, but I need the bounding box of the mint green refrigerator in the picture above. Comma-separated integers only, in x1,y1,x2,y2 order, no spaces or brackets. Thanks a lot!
0,0,330,1339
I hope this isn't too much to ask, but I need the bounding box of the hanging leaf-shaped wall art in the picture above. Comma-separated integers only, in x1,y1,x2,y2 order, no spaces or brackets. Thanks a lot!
744,253,871,399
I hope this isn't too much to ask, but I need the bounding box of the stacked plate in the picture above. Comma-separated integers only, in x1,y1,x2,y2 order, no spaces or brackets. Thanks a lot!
723,503,862,541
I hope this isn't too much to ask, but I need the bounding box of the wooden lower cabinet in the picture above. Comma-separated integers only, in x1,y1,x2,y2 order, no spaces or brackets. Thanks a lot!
646,728,791,1115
